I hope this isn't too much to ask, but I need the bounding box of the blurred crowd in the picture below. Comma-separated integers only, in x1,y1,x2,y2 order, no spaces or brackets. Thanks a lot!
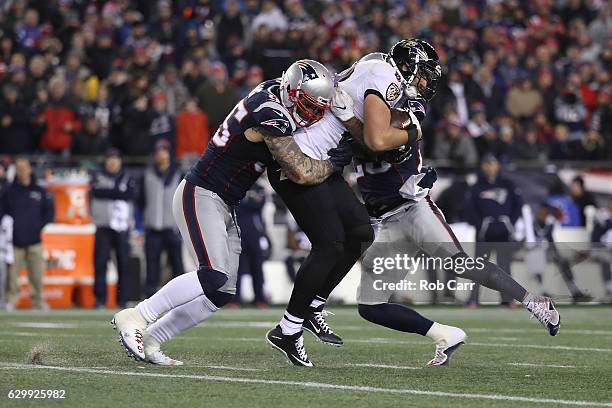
0,0,610,164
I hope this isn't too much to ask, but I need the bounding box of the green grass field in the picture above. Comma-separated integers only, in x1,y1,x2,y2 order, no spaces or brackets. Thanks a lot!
0,306,611,408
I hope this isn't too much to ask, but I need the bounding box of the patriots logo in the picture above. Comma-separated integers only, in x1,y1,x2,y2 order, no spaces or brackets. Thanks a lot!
480,188,508,205
261,118,289,133
297,61,319,82
407,99,426,121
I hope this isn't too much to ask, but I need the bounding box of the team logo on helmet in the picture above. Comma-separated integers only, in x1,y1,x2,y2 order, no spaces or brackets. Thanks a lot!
296,61,319,82
386,83,401,101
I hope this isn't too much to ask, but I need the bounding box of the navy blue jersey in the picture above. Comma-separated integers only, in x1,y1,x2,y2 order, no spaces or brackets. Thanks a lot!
355,97,427,216
186,80,295,205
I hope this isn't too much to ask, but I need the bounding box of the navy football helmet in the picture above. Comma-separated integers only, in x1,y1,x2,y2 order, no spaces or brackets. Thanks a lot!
389,39,441,101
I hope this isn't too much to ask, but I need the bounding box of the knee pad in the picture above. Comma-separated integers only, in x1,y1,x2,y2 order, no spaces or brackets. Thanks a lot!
197,266,228,295
206,290,234,308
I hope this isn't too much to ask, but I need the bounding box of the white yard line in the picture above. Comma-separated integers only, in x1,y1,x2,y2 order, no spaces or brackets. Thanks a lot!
466,341,612,353
12,322,79,329
465,328,612,336
508,363,578,369
0,363,610,407
0,331,89,337
347,363,421,370
191,365,263,372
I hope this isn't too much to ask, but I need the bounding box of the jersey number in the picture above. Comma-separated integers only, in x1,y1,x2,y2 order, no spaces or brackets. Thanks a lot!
212,100,249,147
355,162,392,178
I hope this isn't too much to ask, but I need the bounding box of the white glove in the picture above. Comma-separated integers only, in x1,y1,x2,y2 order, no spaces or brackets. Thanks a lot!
330,86,355,122
407,109,422,141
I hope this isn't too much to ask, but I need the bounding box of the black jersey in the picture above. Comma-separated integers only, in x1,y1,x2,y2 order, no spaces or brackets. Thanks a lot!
186,79,296,205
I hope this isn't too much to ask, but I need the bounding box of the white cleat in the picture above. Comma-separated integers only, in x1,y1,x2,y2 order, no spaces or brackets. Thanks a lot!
143,334,183,366
111,308,148,362
525,296,561,336
146,349,184,366
427,326,466,366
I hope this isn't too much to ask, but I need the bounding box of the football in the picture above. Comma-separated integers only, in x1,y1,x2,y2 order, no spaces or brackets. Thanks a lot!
389,107,413,130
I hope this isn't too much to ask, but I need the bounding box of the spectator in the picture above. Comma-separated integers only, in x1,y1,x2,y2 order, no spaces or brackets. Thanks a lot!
464,154,522,307
15,9,42,55
90,149,136,308
149,92,175,148
569,176,597,227
554,79,588,141
119,95,153,156
196,62,239,132
233,182,269,308
216,0,247,54
139,141,184,298
472,66,505,121
3,157,54,310
575,130,606,160
252,0,288,32
505,77,543,122
0,84,34,154
590,86,612,158
549,124,573,160
155,65,188,116
175,98,209,160
86,32,116,80
37,76,81,154
433,114,478,169
71,115,108,156
514,126,547,161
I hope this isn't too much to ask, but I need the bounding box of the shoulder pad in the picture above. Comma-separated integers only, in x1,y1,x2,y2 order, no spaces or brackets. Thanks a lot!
252,101,296,137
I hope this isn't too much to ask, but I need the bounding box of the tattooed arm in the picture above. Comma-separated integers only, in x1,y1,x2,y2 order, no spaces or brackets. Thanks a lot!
260,129,333,185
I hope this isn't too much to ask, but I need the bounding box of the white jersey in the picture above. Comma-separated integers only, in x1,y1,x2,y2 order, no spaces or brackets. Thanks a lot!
294,59,405,160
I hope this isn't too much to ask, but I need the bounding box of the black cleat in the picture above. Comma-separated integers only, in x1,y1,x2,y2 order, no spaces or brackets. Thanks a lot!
303,306,343,347
266,325,313,367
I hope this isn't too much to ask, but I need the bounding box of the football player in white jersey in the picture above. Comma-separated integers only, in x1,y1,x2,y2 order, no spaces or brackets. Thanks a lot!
283,39,560,367
265,42,426,366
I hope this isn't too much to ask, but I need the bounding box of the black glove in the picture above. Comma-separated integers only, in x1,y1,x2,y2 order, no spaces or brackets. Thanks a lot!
327,138,353,172
417,166,437,189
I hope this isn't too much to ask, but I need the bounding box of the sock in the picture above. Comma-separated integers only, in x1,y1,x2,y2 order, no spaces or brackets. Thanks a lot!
147,294,218,345
309,296,326,310
522,292,536,307
137,271,204,323
279,311,303,335
451,259,528,302
357,303,433,336
425,322,454,344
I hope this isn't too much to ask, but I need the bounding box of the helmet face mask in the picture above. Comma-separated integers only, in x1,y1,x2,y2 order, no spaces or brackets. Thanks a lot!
390,39,441,101
287,87,329,127
280,59,333,127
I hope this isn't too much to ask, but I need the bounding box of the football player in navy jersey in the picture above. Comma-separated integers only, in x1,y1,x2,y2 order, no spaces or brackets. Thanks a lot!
111,60,353,365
